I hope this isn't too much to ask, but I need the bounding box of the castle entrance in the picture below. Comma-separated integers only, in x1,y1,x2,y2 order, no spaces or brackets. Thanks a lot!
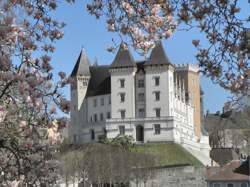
136,125,144,142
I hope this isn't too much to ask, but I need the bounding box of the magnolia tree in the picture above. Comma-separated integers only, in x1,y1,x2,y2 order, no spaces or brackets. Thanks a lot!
0,0,249,185
87,0,250,96
0,0,71,185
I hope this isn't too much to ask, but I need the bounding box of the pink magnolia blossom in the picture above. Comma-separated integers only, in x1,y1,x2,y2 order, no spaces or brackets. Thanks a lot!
0,106,7,123
19,120,27,128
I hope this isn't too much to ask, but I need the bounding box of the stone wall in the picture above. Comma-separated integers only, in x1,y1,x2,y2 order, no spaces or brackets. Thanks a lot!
130,165,206,187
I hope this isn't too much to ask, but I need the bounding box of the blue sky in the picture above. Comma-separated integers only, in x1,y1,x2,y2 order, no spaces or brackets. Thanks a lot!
50,0,235,113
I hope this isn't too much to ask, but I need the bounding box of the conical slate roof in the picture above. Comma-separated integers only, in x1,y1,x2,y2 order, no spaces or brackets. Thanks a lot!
71,49,90,77
110,44,136,68
145,41,172,66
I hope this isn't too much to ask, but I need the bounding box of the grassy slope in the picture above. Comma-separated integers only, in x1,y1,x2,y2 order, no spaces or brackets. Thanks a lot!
131,143,203,167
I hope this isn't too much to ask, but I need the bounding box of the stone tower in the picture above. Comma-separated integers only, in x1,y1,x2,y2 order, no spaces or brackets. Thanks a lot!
175,64,201,138
109,44,137,119
144,42,175,117
69,49,91,143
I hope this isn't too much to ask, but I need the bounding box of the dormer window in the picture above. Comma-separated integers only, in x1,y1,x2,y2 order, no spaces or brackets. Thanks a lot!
120,79,125,88
154,77,160,86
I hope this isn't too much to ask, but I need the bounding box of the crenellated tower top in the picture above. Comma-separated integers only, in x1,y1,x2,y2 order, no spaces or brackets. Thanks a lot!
175,63,199,73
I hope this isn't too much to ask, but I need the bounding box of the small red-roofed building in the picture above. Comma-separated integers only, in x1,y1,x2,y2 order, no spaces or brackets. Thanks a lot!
206,160,249,187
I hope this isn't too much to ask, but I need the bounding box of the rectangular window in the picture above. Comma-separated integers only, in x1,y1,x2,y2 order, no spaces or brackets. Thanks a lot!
154,124,161,135
120,110,126,119
154,77,160,86
227,184,233,187
138,80,144,88
119,126,125,135
138,93,144,102
103,128,107,136
107,112,111,119
241,183,248,187
138,108,145,118
94,114,98,122
73,134,77,143
155,91,160,101
101,98,104,106
93,99,97,107
90,129,95,140
109,96,111,105
120,79,125,88
213,183,221,187
155,108,161,117
100,113,104,121
120,93,125,102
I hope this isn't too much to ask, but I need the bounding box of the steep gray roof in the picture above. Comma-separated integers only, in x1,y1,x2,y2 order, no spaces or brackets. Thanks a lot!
145,41,172,66
86,65,111,97
110,45,136,68
204,111,250,133
84,62,146,97
71,49,90,77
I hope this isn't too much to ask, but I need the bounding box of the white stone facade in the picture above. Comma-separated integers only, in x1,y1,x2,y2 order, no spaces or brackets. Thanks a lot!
69,43,210,163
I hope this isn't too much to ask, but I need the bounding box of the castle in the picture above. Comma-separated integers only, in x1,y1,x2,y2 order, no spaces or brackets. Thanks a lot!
69,42,210,163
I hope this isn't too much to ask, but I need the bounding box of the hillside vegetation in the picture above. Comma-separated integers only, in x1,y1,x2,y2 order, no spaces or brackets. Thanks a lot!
132,143,203,167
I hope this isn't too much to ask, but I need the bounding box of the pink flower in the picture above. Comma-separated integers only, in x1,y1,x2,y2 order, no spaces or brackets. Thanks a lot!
0,106,7,123
10,180,20,187
26,96,32,103
50,106,57,114
164,30,172,38
19,120,27,128
167,15,173,22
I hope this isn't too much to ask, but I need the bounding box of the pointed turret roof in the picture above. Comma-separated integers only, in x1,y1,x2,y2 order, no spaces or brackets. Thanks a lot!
145,41,172,66
110,44,136,68
71,49,90,77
